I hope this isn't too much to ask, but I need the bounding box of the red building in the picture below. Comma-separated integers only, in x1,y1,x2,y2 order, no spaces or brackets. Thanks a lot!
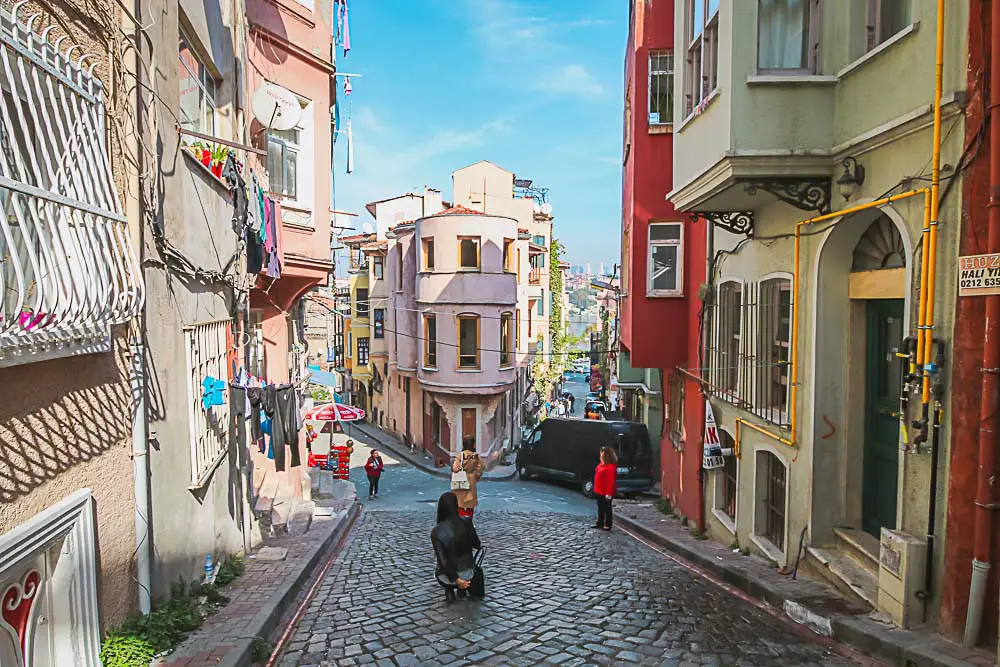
619,0,707,526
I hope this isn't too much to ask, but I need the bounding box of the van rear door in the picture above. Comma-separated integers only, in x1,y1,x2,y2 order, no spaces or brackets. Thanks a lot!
611,423,654,483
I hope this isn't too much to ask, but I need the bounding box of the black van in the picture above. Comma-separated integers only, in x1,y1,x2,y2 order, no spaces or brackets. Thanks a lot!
516,418,654,495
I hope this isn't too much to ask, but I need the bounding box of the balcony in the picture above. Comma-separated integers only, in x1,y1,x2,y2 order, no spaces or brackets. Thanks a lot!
529,268,542,285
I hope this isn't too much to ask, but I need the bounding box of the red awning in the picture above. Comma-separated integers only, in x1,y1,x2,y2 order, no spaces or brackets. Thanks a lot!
305,402,366,422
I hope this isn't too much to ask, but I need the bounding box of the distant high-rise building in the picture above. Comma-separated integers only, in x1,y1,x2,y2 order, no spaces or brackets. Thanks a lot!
599,262,606,277
585,262,592,275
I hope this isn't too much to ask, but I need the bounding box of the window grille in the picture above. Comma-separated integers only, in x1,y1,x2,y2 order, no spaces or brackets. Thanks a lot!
0,6,143,366
758,450,786,550
184,320,230,487
720,430,737,520
648,50,674,125
667,370,685,450
703,278,792,426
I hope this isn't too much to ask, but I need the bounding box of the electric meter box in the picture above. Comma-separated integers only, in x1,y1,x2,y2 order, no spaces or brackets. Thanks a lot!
877,529,927,628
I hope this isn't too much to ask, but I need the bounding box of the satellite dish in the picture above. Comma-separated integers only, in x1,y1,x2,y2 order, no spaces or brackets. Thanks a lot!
251,83,301,131
362,222,375,235
541,203,553,215
532,202,541,214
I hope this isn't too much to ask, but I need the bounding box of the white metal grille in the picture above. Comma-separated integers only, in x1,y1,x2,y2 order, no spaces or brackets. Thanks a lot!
184,320,229,488
0,4,143,366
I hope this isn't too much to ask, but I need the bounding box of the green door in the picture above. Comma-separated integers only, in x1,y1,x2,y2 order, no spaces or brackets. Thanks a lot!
862,299,904,538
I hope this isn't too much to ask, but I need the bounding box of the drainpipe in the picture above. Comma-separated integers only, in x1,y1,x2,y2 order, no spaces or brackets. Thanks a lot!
964,0,1000,646
130,0,151,615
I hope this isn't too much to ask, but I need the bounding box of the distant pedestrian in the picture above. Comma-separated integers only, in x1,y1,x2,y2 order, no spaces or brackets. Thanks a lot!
452,437,484,519
555,400,567,417
592,446,618,531
365,449,384,499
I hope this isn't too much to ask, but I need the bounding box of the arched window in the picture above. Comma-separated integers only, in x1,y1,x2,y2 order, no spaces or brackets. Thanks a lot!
852,214,906,271
754,450,787,551
757,277,791,422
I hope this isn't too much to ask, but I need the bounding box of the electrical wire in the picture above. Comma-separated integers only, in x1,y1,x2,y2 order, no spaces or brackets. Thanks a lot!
324,296,606,326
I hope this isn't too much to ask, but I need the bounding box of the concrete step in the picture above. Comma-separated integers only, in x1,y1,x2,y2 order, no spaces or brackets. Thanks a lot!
806,545,878,609
286,500,315,537
834,527,880,572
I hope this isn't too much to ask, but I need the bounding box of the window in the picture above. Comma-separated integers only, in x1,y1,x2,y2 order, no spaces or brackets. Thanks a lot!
867,0,911,52
357,337,370,366
720,431,738,520
757,278,791,421
374,309,385,339
756,451,787,551
648,223,684,297
459,236,481,270
347,332,352,358
715,282,742,395
648,50,674,125
424,314,437,367
458,315,480,369
267,127,300,199
503,239,515,272
397,246,404,291
538,290,544,316
622,229,630,295
500,313,513,367
422,238,435,271
373,255,384,280
179,35,217,136
356,288,369,317
757,0,817,72
532,234,546,246
515,309,521,349
184,320,230,487
685,0,720,116
667,371,685,450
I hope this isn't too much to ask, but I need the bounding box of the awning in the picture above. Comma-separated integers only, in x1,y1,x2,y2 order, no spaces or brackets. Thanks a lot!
307,369,339,387
305,402,366,422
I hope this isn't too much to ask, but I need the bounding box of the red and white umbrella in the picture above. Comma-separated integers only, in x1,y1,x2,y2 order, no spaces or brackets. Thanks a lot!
305,402,366,422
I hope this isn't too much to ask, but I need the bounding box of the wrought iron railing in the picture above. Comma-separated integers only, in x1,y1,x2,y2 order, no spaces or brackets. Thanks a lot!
0,4,142,365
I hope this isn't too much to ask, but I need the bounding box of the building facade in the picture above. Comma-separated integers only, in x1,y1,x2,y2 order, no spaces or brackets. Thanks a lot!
668,0,966,638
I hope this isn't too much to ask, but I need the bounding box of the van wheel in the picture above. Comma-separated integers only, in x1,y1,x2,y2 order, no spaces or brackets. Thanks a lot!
518,465,531,480
582,478,595,498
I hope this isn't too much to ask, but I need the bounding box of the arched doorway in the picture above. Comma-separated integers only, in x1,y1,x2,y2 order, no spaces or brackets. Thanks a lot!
356,382,368,413
809,209,912,545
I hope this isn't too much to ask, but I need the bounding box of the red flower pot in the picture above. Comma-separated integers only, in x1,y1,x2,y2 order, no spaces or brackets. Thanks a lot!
211,162,223,177
201,149,211,166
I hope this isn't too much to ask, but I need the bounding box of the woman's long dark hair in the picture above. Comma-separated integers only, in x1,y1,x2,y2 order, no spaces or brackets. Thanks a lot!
436,491,460,524
462,436,475,453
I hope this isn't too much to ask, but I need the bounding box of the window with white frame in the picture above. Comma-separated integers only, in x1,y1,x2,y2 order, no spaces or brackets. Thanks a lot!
357,336,369,365
648,223,683,297
714,281,742,396
185,320,230,487
685,0,720,116
648,50,674,125
718,430,738,521
757,0,820,72
866,0,911,53
267,127,300,199
179,34,218,136
756,278,792,422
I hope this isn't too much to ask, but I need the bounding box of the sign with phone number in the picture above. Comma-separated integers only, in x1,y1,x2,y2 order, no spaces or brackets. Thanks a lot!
959,253,1000,296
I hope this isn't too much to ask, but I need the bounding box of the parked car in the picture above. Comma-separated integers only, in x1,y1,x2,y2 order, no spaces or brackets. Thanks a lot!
515,418,654,496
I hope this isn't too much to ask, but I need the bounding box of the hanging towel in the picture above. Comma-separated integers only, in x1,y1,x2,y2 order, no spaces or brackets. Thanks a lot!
344,76,352,96
338,0,351,55
346,119,354,174
201,377,226,409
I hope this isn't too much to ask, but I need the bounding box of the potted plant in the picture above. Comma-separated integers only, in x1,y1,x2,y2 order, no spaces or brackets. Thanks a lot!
210,144,228,177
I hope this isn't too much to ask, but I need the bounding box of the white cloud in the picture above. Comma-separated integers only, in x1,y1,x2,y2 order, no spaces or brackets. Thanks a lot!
534,64,604,99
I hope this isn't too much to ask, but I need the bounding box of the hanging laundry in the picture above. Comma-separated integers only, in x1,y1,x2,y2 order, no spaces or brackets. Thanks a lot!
346,119,354,174
221,154,248,235
337,0,351,56
246,174,261,236
246,225,264,274
333,99,341,144
201,376,226,409
344,76,352,96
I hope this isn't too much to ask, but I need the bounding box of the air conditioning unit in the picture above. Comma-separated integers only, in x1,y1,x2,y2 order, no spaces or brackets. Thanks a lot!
877,529,927,628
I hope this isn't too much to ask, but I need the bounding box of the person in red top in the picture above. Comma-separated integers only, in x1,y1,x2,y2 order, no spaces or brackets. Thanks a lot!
592,446,618,531
364,449,384,499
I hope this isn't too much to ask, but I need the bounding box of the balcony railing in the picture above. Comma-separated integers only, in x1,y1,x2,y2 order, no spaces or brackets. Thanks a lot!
0,6,143,366
529,267,541,285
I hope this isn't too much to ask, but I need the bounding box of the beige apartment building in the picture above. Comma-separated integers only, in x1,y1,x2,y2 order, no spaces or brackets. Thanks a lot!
669,0,966,631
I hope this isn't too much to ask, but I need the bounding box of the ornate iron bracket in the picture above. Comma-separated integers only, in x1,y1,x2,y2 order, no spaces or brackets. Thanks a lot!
689,211,755,236
744,178,832,215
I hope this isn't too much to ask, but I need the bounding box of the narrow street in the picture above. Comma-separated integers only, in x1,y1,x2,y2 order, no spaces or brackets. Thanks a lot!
275,379,856,667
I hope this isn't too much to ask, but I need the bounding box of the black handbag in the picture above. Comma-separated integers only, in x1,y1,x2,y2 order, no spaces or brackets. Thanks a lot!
469,547,486,599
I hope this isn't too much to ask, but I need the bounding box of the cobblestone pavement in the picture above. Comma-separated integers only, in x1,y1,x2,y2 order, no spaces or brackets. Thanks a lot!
279,509,856,666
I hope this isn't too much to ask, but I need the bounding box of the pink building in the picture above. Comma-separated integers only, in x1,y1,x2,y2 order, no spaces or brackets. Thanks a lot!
245,0,336,384
386,205,520,465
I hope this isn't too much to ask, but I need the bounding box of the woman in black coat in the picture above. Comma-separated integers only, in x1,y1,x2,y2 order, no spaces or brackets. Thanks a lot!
431,492,481,602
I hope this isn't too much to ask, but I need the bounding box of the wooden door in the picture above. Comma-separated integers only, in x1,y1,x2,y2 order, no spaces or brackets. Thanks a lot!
461,408,477,453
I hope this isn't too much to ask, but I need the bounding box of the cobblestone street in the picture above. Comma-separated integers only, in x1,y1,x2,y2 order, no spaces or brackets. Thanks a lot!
278,508,856,666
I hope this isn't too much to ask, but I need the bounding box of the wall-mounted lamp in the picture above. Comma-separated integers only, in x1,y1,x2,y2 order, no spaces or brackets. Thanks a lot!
837,157,866,201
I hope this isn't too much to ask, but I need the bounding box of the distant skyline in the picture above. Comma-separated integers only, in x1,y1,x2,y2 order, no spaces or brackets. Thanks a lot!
329,0,625,268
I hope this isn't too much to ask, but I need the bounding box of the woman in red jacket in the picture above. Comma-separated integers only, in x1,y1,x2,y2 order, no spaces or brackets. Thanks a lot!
365,449,384,499
592,446,618,531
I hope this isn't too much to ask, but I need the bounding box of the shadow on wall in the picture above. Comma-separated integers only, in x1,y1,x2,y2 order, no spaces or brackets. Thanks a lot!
0,331,132,504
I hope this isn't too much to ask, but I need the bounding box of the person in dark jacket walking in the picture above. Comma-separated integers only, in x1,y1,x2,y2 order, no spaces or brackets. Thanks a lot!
592,446,618,531
431,492,483,602
364,449,384,499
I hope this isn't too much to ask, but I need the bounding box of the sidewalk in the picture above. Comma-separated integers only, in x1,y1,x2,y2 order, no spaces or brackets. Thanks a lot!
154,479,359,667
615,503,995,667
349,421,517,481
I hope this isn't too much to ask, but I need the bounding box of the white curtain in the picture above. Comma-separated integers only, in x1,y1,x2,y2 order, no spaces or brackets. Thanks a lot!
758,0,807,70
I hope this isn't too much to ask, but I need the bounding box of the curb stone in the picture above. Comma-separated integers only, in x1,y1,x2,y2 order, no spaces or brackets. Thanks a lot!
215,502,361,667
615,513,994,667
350,422,518,481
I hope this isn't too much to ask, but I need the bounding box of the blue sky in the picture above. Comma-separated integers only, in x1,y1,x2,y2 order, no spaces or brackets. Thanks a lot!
332,0,625,268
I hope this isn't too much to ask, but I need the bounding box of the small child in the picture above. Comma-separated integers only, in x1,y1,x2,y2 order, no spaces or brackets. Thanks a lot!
364,448,383,499
592,446,618,531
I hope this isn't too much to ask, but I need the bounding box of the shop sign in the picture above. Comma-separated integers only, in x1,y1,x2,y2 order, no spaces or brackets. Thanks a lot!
703,400,724,470
959,253,1000,296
